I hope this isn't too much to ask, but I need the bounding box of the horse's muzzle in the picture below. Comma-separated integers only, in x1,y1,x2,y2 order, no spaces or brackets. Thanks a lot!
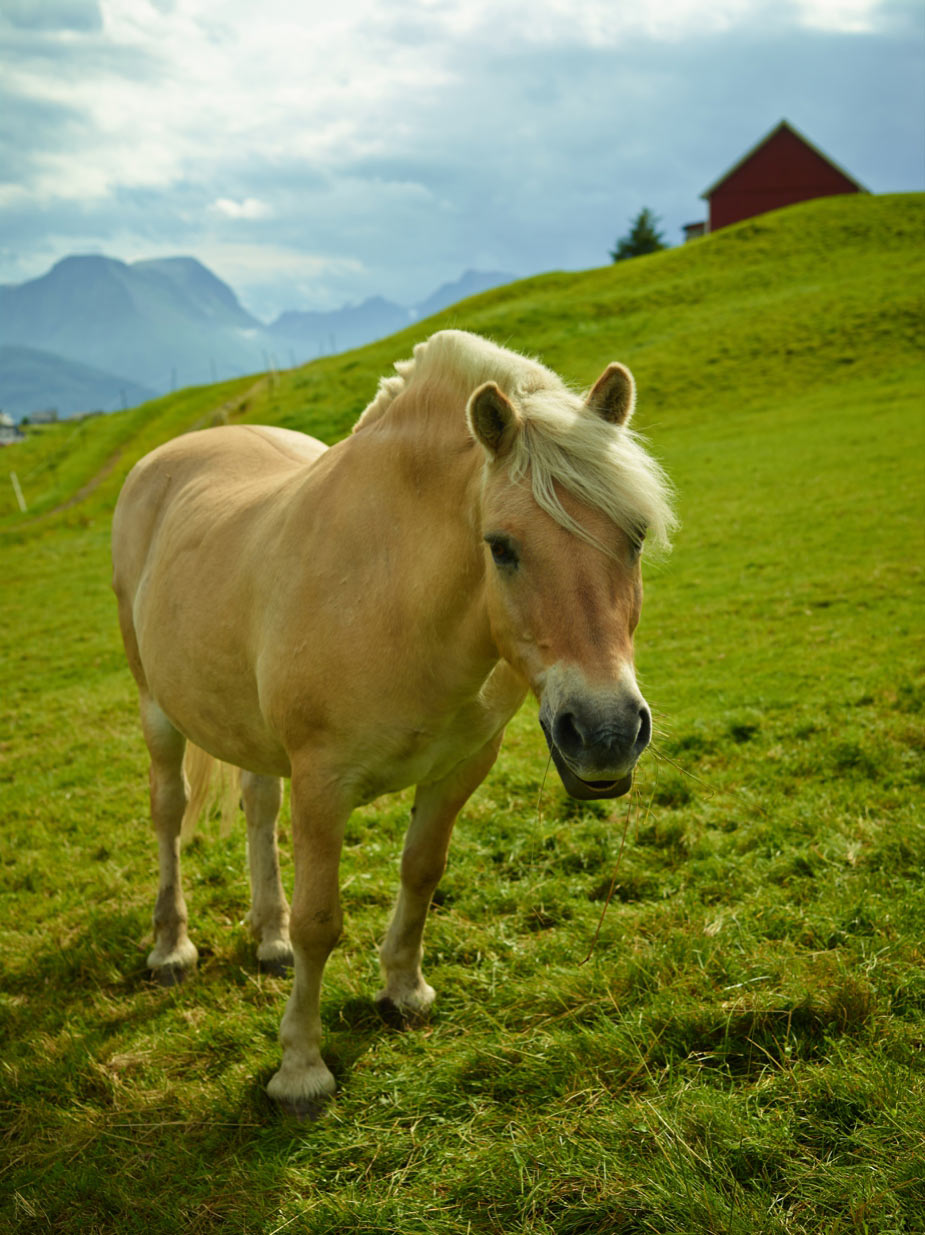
539,693,651,800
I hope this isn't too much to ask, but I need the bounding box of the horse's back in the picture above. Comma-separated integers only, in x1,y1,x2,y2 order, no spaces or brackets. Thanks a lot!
113,425,326,578
118,424,325,512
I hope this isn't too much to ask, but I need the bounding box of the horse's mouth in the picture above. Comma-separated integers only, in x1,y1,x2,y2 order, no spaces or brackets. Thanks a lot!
539,722,633,801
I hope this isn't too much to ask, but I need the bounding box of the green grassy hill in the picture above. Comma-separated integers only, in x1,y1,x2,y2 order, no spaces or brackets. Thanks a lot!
1,194,923,1234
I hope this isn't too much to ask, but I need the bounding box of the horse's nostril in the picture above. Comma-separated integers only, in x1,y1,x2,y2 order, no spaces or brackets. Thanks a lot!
636,704,652,752
553,710,585,757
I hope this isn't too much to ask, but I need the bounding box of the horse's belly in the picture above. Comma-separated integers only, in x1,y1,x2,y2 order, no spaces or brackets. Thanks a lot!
160,693,289,777
132,575,290,777
141,649,291,777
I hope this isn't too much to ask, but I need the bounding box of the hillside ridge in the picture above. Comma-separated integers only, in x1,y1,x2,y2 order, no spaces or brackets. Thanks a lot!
1,192,921,531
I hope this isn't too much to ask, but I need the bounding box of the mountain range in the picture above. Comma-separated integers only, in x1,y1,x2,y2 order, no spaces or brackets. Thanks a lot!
0,258,513,419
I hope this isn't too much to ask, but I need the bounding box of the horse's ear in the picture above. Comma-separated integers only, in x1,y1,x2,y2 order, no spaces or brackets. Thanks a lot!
467,382,522,458
585,363,636,427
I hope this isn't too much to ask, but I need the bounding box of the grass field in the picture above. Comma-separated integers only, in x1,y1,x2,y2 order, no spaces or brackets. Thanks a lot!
1,194,924,1233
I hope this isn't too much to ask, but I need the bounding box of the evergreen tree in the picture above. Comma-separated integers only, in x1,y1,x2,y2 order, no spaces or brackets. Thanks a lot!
610,208,667,261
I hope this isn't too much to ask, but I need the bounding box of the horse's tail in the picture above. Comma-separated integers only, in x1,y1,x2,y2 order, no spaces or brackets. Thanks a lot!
181,743,241,840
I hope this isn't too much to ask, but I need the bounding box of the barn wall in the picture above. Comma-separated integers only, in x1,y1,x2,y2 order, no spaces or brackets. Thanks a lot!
708,127,862,231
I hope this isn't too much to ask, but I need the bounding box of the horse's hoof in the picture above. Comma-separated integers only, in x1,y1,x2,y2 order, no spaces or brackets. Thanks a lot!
147,938,198,984
267,1061,336,1118
256,939,294,976
151,962,193,987
375,995,430,1029
257,955,292,978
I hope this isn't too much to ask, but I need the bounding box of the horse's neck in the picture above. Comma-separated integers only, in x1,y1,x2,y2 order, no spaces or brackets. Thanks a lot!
340,384,497,667
351,378,483,513
365,374,474,452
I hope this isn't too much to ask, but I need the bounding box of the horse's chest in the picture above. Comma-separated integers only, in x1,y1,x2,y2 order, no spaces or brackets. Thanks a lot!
353,688,519,802
355,722,481,802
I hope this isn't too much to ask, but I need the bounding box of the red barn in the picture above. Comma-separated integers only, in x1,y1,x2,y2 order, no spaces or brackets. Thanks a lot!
700,120,867,233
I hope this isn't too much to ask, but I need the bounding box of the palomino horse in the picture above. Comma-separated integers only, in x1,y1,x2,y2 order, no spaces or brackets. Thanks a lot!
112,330,675,1114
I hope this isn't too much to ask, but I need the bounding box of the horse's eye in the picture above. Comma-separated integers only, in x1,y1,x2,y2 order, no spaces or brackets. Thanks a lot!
629,525,647,561
485,535,519,570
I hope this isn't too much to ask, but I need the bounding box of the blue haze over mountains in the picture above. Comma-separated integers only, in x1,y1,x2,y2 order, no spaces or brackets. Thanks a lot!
0,257,513,419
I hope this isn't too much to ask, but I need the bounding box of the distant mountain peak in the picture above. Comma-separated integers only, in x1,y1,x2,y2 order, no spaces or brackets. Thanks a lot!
0,255,518,418
130,256,255,324
48,254,129,279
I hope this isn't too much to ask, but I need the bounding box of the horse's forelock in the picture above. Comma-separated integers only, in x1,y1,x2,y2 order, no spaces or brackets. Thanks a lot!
507,392,677,557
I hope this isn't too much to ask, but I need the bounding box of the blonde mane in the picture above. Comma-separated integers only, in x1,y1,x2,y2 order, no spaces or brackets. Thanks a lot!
355,330,677,554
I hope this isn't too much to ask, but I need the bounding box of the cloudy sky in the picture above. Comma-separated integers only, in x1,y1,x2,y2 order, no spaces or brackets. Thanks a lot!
1,0,922,321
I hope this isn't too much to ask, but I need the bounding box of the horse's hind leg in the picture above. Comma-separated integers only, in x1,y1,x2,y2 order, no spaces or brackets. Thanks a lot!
140,695,198,985
240,771,293,975
377,736,502,1019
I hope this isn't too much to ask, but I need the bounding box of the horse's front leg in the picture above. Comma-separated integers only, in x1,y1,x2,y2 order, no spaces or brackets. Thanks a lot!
378,735,503,1019
266,761,349,1117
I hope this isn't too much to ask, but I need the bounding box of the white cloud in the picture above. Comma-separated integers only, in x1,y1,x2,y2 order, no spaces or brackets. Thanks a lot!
794,0,886,33
3,0,902,210
211,197,273,220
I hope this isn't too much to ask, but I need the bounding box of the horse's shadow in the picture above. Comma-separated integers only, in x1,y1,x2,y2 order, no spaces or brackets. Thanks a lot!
5,912,414,1117
4,916,411,1224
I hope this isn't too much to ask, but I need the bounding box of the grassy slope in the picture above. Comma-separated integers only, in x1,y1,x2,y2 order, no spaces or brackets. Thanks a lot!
1,194,923,1233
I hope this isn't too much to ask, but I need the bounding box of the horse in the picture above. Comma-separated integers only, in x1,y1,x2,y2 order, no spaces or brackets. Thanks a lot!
111,329,675,1114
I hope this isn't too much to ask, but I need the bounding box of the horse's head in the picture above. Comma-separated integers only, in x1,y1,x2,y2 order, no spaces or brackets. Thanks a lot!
468,362,673,800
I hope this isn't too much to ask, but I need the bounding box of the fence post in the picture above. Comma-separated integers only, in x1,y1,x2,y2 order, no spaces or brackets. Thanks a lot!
10,471,26,512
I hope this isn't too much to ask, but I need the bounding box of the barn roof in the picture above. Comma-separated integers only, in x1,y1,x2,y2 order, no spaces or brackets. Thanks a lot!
700,119,868,200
